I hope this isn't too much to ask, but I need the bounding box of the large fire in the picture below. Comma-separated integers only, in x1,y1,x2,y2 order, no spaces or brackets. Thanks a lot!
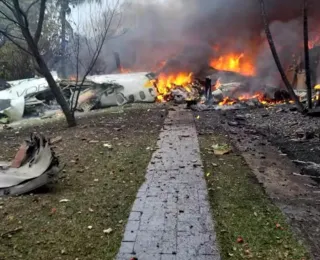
146,72,193,102
209,53,256,76
218,93,265,106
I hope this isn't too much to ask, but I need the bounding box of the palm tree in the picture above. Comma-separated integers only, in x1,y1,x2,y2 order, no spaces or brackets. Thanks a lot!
259,0,305,112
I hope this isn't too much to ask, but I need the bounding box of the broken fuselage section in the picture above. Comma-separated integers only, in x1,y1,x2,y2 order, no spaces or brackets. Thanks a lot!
0,72,157,124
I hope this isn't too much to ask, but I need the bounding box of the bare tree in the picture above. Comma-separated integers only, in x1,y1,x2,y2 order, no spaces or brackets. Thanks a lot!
303,0,313,109
0,0,76,126
259,0,306,113
68,0,123,113
58,0,102,78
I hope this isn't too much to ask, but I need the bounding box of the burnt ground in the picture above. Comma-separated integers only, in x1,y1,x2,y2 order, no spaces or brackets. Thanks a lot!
193,105,320,259
0,105,167,260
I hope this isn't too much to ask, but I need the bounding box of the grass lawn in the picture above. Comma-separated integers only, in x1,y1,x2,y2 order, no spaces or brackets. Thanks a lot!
0,106,166,260
199,134,309,260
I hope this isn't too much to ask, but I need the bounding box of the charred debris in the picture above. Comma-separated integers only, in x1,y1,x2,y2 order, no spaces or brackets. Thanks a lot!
0,133,59,196
1,50,320,125
0,72,157,124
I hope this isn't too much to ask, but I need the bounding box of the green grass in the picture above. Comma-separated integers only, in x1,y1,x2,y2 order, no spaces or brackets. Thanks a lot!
199,134,309,260
0,108,164,260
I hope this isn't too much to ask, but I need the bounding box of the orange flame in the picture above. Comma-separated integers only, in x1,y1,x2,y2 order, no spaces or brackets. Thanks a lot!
213,79,221,90
309,35,320,49
148,72,193,102
218,92,292,106
119,66,131,73
69,75,77,81
210,53,256,76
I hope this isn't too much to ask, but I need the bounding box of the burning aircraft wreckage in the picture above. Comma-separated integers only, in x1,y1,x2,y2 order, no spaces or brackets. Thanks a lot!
1,38,320,124
0,61,315,125
0,72,157,124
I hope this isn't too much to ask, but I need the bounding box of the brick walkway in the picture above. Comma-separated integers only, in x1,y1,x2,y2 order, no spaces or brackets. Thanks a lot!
116,110,221,260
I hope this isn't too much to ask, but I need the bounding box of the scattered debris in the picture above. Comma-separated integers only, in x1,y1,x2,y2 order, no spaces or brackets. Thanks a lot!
51,136,63,145
103,143,113,149
0,133,60,196
103,228,113,234
59,199,70,203
10,143,28,168
1,226,23,238
212,143,232,155
293,160,320,178
236,236,244,244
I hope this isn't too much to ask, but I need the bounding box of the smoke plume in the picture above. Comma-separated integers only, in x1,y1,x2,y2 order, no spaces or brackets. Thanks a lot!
104,0,320,84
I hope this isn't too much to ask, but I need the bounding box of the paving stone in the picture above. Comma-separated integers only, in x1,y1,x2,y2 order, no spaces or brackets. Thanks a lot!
123,229,138,242
161,254,177,260
125,220,140,231
132,197,145,212
131,252,161,260
177,204,200,215
117,253,136,260
129,211,142,221
178,213,214,233
195,255,221,260
140,210,166,231
136,191,146,198
134,230,163,254
177,232,218,256
161,230,177,254
118,242,134,254
164,212,178,230
116,110,220,260
139,183,149,192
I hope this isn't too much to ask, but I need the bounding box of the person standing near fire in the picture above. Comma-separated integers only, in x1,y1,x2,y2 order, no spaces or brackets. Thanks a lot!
204,75,219,103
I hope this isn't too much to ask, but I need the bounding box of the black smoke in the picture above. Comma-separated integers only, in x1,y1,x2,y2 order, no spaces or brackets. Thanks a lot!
103,0,320,84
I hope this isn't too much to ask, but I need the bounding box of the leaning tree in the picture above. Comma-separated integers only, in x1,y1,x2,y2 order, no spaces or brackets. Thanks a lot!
258,0,306,113
0,0,76,126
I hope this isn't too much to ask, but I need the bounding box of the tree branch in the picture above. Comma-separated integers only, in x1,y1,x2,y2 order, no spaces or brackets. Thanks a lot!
34,0,46,45
26,0,40,14
0,29,32,55
71,0,120,112
259,0,306,113
0,9,22,27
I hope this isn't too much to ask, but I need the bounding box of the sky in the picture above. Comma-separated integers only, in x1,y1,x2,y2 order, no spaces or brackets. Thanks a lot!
70,0,126,33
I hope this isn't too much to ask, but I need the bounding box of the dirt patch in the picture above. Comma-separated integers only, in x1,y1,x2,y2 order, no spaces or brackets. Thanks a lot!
0,106,167,260
194,107,320,259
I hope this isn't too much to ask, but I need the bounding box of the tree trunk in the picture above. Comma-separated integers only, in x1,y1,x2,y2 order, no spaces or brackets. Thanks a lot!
259,0,306,113
39,57,76,127
60,0,68,79
27,38,76,127
303,0,313,109
9,0,76,127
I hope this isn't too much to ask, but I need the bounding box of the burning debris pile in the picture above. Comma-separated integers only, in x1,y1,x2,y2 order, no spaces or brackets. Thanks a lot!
146,66,294,110
0,133,59,196
2,41,320,125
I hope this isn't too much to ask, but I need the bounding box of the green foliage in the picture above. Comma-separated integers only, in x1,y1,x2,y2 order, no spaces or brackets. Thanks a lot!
0,0,62,80
0,43,34,80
